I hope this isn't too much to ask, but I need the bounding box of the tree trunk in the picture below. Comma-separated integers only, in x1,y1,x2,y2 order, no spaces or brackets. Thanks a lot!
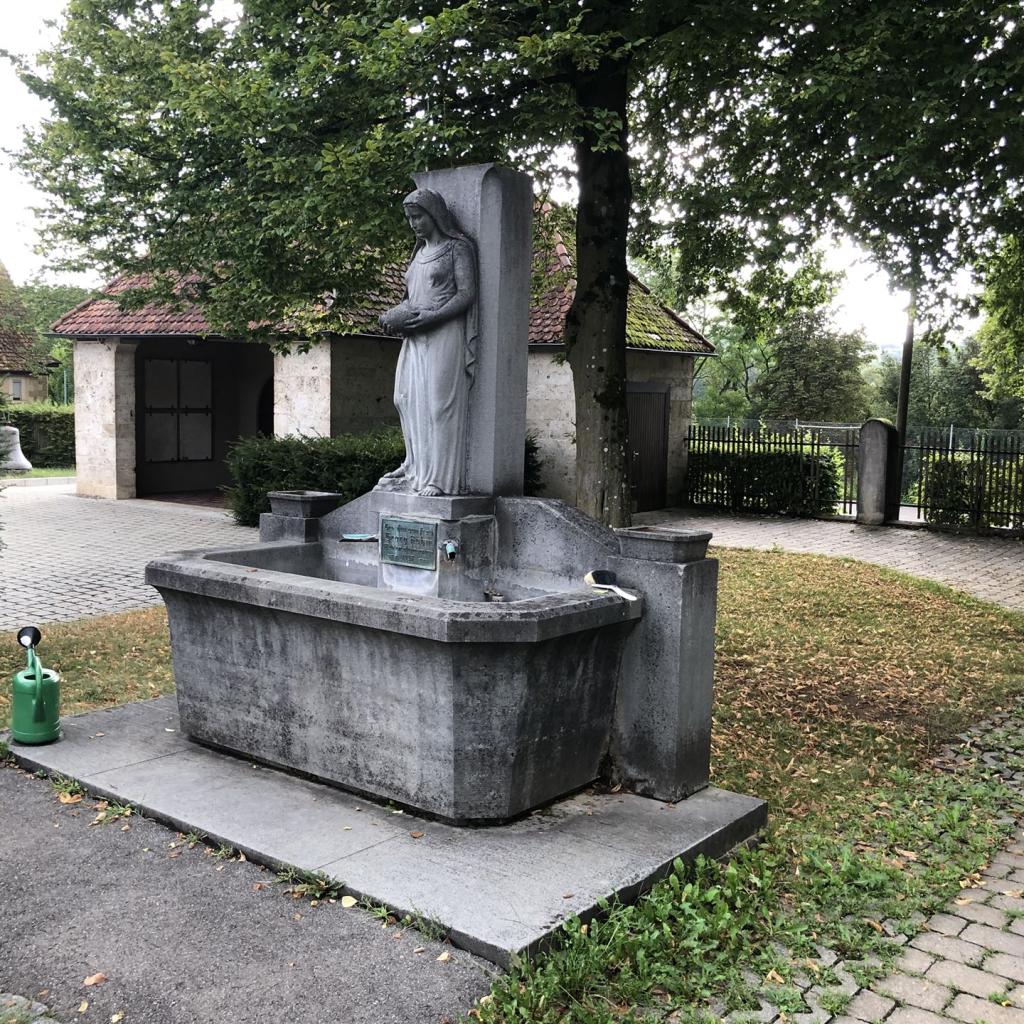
895,295,916,446
893,290,916,509
565,54,633,528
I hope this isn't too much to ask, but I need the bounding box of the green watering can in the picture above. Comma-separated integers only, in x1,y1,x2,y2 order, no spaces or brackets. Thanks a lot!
10,626,61,745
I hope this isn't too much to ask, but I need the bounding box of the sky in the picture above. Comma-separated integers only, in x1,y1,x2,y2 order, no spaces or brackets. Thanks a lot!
0,4,975,352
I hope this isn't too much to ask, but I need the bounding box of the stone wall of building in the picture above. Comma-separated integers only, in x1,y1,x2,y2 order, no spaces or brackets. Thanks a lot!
1,373,48,404
74,339,137,499
627,350,694,509
525,351,576,503
330,335,401,437
525,349,695,507
274,341,333,437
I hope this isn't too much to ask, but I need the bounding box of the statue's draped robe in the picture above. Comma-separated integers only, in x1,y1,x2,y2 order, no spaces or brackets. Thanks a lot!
394,238,475,494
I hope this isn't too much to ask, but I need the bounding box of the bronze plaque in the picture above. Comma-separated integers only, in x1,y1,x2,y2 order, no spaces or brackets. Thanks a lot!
379,517,438,571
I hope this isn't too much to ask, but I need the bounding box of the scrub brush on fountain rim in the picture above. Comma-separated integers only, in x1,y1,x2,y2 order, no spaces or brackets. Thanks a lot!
583,569,639,602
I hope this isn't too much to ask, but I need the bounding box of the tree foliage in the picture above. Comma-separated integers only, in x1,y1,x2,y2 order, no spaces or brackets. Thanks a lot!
870,338,1023,430
975,236,1024,402
750,311,870,424
15,280,92,402
688,253,862,424
12,0,1024,522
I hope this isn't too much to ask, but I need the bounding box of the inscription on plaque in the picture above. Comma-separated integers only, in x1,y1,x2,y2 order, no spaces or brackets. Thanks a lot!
380,517,438,571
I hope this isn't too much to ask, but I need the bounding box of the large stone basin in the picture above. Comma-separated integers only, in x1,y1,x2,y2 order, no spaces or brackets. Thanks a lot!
146,541,643,824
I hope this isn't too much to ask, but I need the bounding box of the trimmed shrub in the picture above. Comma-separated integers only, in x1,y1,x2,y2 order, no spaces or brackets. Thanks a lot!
1,403,75,467
524,432,545,497
921,454,1023,531
226,430,406,526
686,448,842,517
226,429,545,526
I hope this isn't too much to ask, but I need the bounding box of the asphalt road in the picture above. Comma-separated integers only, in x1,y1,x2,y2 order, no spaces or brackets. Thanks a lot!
0,763,495,1024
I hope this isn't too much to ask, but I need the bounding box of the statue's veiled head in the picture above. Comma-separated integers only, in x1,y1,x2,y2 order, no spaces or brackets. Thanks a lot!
403,188,463,242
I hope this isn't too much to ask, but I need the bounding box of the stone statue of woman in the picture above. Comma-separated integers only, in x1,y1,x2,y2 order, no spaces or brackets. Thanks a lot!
377,188,479,497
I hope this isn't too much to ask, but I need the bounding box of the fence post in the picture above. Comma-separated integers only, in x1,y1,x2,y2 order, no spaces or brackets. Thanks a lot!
857,418,900,525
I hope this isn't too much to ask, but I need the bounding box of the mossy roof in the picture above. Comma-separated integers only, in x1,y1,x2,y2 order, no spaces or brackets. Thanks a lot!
51,220,711,356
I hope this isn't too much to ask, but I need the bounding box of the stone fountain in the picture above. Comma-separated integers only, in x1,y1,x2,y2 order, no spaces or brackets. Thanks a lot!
143,164,764,954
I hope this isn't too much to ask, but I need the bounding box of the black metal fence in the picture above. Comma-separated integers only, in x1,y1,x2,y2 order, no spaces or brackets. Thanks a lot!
685,422,859,518
901,427,1024,536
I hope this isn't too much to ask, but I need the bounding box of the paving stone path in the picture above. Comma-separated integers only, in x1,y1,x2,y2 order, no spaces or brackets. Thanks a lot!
637,510,1024,612
0,485,254,630
727,708,1024,1024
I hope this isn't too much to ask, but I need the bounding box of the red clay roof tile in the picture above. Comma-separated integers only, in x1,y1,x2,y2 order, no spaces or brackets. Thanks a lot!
51,225,711,355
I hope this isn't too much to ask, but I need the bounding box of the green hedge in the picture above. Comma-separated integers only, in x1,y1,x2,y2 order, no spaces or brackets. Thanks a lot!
226,430,405,526
921,455,1023,531
1,404,75,467
226,429,546,527
686,448,842,517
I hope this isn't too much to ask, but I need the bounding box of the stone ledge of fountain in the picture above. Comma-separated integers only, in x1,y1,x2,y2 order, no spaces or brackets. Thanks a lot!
146,543,642,644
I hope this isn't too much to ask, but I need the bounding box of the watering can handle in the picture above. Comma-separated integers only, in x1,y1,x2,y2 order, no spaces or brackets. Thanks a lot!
27,647,41,692
27,646,45,721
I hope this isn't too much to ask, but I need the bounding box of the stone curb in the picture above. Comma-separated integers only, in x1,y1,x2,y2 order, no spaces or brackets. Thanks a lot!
0,992,59,1023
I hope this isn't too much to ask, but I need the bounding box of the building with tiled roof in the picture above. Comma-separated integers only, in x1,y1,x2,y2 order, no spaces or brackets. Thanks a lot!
0,261,48,404
54,215,711,507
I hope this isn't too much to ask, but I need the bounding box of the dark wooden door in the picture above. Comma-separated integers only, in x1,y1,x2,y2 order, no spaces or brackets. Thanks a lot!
627,384,669,512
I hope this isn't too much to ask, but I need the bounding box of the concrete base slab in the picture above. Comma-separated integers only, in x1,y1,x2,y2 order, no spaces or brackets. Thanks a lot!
6,698,766,965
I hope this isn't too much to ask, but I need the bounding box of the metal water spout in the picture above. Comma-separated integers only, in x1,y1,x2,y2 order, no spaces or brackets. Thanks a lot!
0,425,32,472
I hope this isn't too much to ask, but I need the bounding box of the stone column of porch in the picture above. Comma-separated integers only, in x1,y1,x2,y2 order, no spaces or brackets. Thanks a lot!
74,338,138,499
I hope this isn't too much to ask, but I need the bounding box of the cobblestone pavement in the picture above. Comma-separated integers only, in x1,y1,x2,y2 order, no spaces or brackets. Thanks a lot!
637,510,1024,612
725,710,1024,1024
0,485,255,630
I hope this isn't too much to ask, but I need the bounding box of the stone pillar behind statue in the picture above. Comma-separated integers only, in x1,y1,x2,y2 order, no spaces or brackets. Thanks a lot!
410,164,533,496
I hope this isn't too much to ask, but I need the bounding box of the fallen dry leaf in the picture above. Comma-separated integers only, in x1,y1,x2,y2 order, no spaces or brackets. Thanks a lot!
436,950,451,962
764,969,786,985
111,1013,125,1023
58,792,83,805
340,895,358,908
84,972,108,986
78,1001,89,1014
409,831,425,839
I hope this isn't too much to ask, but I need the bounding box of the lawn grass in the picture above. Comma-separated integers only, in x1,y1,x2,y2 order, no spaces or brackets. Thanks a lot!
2,548,1024,1023
0,466,75,480
0,606,173,720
